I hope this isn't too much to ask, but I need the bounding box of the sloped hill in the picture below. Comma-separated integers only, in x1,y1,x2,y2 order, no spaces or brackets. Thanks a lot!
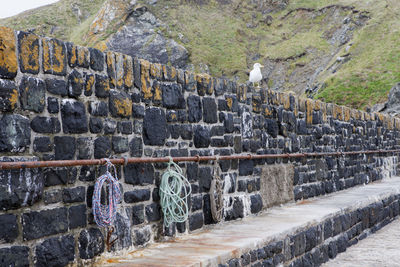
0,0,399,110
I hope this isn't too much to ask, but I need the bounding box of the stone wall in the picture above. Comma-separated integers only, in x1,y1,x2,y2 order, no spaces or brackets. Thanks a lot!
0,25,399,266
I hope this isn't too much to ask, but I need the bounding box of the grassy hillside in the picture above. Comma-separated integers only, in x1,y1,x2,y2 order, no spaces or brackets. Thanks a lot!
0,0,105,41
0,0,399,110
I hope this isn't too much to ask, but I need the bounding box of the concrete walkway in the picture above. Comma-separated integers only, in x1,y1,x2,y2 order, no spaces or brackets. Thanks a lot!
323,218,400,267
96,177,400,267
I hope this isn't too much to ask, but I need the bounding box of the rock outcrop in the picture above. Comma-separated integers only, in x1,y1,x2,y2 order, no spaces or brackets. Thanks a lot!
86,0,188,68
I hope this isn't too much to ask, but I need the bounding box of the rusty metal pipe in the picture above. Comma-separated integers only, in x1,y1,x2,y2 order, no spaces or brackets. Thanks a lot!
1,149,399,170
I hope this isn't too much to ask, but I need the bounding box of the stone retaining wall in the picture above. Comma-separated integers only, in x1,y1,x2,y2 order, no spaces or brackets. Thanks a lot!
220,194,400,267
0,25,399,266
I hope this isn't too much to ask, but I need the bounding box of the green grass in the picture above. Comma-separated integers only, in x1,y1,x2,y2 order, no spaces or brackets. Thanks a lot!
314,0,400,109
0,0,105,42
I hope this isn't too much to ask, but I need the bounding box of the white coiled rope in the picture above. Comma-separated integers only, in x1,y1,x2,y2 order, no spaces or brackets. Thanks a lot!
159,157,191,226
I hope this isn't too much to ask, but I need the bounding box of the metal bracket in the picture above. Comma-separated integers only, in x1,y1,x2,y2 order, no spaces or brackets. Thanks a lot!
106,226,118,252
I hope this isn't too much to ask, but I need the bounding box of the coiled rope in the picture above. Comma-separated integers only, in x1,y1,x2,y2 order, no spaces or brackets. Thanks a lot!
210,159,224,222
92,159,121,227
160,157,191,226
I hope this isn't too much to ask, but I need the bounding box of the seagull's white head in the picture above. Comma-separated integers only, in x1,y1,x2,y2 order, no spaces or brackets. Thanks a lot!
253,63,264,69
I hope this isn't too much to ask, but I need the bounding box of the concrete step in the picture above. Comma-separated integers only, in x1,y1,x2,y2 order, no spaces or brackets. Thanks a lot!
323,217,400,267
96,177,400,267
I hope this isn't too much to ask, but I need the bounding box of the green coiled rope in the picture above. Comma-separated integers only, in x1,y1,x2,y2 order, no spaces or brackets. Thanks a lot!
160,157,192,226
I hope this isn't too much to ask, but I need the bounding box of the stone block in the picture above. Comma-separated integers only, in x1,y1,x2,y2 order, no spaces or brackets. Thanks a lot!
68,69,84,98
0,214,18,243
42,38,67,75
131,205,145,225
89,117,103,133
19,76,45,112
54,136,76,160
0,27,17,79
79,228,104,259
0,79,18,112
196,73,212,96
109,90,132,118
189,212,204,231
194,125,211,148
260,164,294,208
203,97,218,123
184,71,196,91
187,95,202,122
89,47,104,71
18,31,39,74
123,54,133,88
95,74,110,98
22,207,68,240
124,189,151,203
31,116,61,134
61,99,88,134
124,163,154,185
0,115,30,152
145,203,161,222
35,235,75,267
162,83,185,109
94,136,111,159
45,78,67,96
63,186,85,203
0,246,29,267
47,97,59,113
143,107,167,146
68,204,87,229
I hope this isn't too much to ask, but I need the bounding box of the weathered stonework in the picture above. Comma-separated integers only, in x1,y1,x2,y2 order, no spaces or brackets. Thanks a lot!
0,26,398,267
0,27,17,79
18,31,40,74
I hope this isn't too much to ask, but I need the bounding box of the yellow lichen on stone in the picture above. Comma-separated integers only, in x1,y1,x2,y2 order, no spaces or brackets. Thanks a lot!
150,63,162,79
140,59,152,99
226,97,233,110
115,53,124,89
9,88,18,110
19,33,39,73
298,97,306,112
237,84,246,102
42,39,51,72
113,98,132,117
86,75,95,93
0,27,17,78
252,95,261,113
70,45,77,66
77,46,89,67
123,55,133,88
395,118,400,131
364,112,371,121
153,82,162,102
42,38,66,74
320,102,326,122
264,106,273,117
283,93,290,110
314,100,322,111
333,105,343,121
52,40,66,74
106,51,116,87
306,99,314,125
343,107,351,122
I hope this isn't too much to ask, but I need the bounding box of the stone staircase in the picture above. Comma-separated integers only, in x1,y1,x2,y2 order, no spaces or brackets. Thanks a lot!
96,177,400,267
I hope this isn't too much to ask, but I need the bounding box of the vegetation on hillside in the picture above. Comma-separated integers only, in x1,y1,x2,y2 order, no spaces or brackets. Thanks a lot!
0,0,399,110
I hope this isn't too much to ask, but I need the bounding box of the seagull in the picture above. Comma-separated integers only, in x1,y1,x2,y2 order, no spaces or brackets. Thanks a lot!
249,63,264,88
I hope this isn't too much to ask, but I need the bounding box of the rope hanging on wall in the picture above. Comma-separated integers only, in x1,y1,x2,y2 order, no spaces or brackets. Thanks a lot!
92,159,122,227
160,157,192,227
210,159,224,222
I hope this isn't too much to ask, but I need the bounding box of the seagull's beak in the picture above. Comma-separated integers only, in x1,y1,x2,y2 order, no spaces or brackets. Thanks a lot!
260,65,264,68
